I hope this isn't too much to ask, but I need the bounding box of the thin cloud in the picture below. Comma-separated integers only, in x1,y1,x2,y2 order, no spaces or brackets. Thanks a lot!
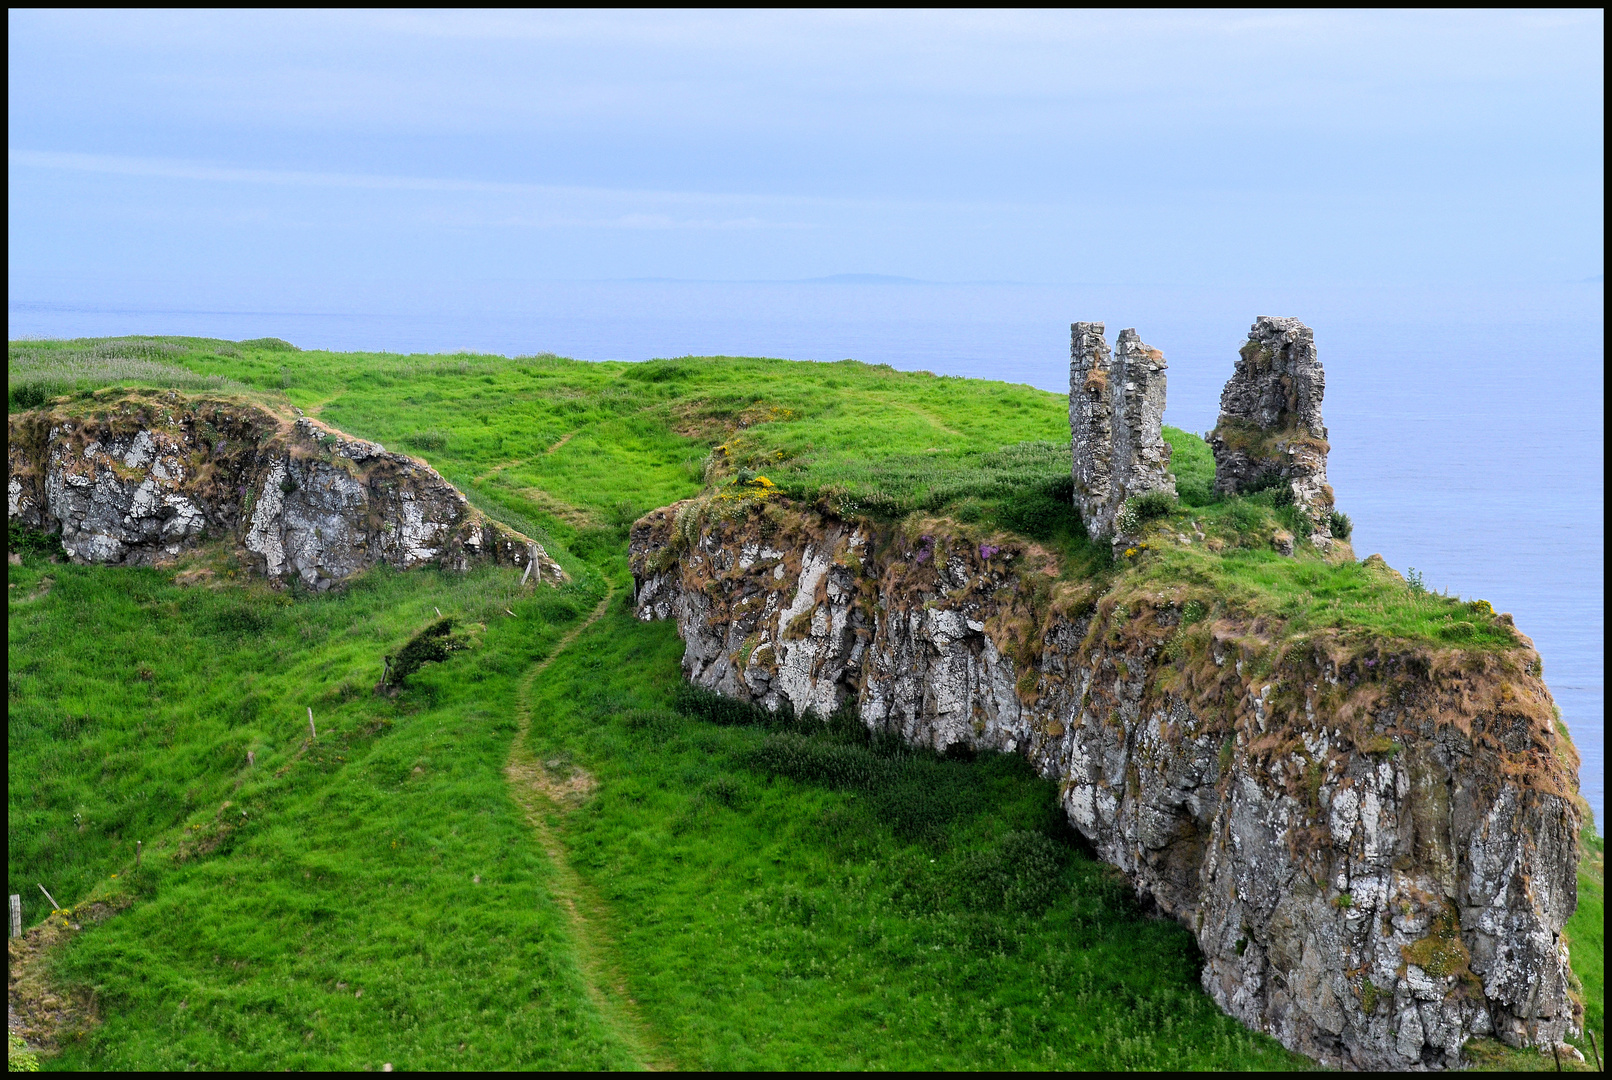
6,148,1053,216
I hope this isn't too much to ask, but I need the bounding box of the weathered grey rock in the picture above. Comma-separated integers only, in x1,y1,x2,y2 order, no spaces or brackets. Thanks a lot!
630,502,1582,1070
1210,317,1334,536
1069,323,1174,544
8,394,562,588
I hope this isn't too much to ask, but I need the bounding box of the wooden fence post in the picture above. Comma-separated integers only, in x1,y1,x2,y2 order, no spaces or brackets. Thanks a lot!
37,883,60,911
308,707,317,739
9,895,20,938
247,750,255,768
136,840,143,869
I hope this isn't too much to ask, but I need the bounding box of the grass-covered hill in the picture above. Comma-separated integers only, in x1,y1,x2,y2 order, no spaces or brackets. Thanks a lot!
7,335,1602,1071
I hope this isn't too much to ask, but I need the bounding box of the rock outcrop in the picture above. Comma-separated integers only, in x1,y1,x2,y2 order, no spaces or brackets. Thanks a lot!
629,502,1582,1070
1069,323,1175,545
1210,317,1334,537
7,392,563,588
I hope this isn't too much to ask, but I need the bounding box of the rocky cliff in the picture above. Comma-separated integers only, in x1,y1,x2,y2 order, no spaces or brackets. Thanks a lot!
629,499,1583,1070
8,391,563,588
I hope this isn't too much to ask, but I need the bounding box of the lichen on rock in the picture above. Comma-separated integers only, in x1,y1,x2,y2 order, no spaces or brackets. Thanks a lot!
7,392,562,589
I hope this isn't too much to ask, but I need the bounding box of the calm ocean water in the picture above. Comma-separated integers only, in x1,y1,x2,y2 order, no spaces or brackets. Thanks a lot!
10,281,1604,831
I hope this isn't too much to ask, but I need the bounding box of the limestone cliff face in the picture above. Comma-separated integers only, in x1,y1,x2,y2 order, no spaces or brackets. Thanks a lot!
630,500,1582,1071
8,392,563,588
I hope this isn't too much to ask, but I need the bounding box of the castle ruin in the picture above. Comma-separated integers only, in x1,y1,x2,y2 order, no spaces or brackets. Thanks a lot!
1068,322,1174,542
1209,315,1334,538
1069,315,1336,548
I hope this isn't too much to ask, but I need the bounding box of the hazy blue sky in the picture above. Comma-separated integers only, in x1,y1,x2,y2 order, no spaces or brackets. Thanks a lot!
8,10,1604,310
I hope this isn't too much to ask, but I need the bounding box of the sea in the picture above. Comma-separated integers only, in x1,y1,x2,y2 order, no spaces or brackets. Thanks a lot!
9,280,1604,832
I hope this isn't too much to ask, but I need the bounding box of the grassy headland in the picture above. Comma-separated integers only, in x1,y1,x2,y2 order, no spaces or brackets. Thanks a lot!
7,335,1599,1069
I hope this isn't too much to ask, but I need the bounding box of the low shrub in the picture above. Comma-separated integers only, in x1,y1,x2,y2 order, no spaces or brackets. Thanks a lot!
621,708,686,743
701,775,749,808
9,381,65,411
7,520,66,559
743,718,998,847
622,360,692,383
674,681,776,727
386,617,469,686
1276,504,1311,538
1328,509,1353,539
1242,472,1292,505
1130,490,1178,521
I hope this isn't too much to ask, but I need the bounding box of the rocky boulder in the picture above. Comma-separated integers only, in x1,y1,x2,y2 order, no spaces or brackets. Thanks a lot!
8,392,563,589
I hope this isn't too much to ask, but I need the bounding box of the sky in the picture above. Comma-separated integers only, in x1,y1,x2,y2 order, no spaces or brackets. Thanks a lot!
7,9,1605,310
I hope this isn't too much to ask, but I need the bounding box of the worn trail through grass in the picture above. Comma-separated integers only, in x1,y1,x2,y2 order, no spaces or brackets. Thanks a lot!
505,585,671,1071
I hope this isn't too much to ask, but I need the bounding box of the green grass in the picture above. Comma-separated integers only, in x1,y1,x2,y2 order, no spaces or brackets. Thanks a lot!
9,549,634,1069
7,335,1596,1069
521,590,1307,1070
1567,827,1605,1063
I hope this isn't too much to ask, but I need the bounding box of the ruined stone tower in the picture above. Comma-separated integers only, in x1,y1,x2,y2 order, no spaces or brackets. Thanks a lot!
1209,316,1334,537
1069,322,1174,542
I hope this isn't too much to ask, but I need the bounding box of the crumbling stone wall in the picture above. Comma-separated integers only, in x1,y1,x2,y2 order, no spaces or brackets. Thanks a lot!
1069,322,1174,543
1210,316,1334,536
7,393,563,589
